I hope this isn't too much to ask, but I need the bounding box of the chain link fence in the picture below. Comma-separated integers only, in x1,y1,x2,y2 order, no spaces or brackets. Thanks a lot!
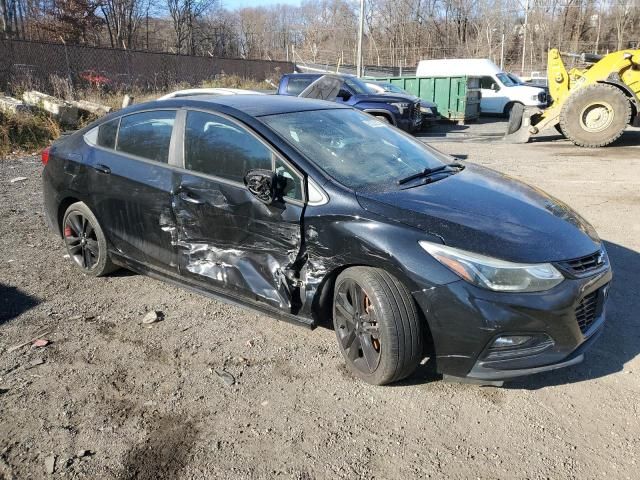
0,39,294,95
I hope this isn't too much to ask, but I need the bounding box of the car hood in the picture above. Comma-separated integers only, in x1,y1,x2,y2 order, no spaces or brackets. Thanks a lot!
356,164,600,263
355,92,418,104
511,84,545,95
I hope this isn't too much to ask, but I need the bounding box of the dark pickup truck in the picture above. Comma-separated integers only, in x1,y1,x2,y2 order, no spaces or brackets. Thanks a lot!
278,73,422,132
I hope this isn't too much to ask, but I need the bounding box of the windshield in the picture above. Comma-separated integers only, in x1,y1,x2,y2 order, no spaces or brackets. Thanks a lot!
344,77,372,95
507,73,524,85
384,83,410,95
496,73,517,87
261,109,446,189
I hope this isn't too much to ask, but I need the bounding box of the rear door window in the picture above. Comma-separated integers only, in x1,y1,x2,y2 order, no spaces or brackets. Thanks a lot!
97,119,118,148
116,110,176,163
184,111,272,183
286,77,313,95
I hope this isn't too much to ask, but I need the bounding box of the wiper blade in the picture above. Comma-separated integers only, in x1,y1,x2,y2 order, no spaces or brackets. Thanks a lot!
397,162,465,185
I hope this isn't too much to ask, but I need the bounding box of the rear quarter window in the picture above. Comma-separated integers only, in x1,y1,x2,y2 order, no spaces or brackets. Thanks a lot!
286,77,313,95
96,119,118,148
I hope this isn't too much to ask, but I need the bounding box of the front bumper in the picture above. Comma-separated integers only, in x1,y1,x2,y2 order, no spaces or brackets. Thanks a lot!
412,265,612,381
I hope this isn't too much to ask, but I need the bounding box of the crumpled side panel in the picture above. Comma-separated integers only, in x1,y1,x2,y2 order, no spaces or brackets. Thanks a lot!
170,181,303,312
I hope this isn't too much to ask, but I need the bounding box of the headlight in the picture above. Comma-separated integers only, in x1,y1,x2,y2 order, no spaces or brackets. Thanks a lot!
419,241,564,292
421,107,433,115
390,102,410,114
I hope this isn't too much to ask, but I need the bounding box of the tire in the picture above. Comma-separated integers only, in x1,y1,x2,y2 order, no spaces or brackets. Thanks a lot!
554,123,565,137
506,102,525,134
559,83,631,147
333,267,423,385
62,202,117,277
503,101,523,119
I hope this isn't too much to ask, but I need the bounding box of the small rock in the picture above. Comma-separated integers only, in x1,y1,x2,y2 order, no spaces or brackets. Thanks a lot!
76,449,91,458
214,369,235,387
32,339,50,348
142,311,163,324
44,454,56,474
261,400,269,407
10,176,27,183
26,358,45,370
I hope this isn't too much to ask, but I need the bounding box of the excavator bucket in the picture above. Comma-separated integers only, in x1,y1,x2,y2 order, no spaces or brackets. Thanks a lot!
503,104,545,143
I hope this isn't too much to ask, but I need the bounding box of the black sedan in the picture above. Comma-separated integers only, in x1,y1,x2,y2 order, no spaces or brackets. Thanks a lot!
42,95,612,385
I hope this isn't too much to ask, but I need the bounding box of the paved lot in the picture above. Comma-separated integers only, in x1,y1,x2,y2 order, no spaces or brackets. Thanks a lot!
1,123,639,479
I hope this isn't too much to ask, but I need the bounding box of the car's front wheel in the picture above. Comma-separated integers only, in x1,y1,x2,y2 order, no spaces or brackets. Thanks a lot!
333,267,423,385
62,202,116,277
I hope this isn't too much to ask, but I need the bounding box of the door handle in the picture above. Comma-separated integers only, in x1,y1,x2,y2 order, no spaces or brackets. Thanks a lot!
93,164,111,174
178,190,204,205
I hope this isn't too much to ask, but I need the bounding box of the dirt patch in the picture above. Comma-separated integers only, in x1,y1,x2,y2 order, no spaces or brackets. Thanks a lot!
1,141,639,478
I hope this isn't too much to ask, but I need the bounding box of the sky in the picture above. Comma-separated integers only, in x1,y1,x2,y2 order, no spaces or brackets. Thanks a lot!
223,0,303,9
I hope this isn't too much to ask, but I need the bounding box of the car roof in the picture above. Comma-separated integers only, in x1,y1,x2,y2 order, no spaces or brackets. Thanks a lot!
144,94,348,117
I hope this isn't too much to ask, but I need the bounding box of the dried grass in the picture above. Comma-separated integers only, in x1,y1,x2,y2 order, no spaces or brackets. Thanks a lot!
0,111,60,158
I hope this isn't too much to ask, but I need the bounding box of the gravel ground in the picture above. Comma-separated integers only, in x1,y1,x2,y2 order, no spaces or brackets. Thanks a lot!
1,125,639,479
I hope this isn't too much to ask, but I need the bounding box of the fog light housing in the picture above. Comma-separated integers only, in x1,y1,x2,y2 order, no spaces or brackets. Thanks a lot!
485,334,554,360
492,335,532,348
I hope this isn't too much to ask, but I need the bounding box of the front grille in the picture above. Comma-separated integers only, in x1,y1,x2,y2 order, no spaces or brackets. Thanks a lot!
413,101,421,122
558,249,606,276
575,290,599,333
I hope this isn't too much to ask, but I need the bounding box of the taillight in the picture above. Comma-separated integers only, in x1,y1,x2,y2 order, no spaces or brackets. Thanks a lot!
41,147,50,166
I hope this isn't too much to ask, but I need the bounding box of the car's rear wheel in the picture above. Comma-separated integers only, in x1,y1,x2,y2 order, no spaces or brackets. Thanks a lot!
62,202,116,277
333,267,423,385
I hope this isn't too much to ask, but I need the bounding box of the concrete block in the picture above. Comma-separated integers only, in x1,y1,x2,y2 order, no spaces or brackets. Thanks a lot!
22,91,78,125
69,99,111,117
0,95,30,114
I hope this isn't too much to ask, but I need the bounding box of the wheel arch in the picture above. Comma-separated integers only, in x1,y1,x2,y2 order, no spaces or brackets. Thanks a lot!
363,109,396,125
596,79,639,123
309,261,426,327
310,262,436,358
57,196,82,237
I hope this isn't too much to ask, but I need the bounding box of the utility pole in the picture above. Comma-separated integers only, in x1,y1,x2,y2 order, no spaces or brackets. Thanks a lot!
500,33,505,70
356,0,365,77
521,0,529,75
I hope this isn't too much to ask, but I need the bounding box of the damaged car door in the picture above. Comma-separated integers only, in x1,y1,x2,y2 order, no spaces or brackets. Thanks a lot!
172,109,305,311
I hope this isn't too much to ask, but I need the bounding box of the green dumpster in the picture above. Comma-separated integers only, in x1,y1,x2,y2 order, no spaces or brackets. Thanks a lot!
370,76,481,123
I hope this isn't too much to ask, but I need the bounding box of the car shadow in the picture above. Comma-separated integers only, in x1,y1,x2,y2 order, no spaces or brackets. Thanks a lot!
0,284,40,325
506,240,640,390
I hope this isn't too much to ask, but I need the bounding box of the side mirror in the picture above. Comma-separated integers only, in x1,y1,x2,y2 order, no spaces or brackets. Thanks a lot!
244,169,277,205
491,82,500,92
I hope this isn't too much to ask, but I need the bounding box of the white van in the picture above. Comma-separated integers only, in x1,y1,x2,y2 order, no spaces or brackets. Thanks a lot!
416,58,547,115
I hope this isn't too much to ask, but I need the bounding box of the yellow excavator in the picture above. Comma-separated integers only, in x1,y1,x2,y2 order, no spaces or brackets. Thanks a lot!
506,48,640,147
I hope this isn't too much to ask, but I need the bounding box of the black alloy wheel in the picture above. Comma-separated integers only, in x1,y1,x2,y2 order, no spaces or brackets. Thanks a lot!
62,202,116,276
334,278,382,374
333,267,423,385
64,212,99,270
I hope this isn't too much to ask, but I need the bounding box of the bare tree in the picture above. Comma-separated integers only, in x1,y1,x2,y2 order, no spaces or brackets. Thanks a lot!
166,0,216,54
100,0,149,48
